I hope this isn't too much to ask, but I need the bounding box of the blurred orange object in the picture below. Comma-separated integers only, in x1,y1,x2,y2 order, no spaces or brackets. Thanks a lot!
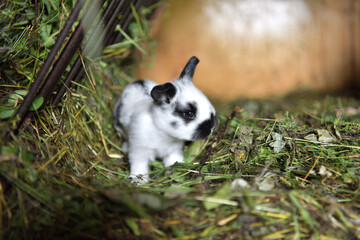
137,0,360,100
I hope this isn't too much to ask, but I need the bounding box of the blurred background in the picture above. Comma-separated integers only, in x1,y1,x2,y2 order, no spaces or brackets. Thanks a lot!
136,0,360,100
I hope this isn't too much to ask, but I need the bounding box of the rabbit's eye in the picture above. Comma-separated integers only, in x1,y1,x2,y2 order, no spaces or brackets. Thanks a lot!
183,111,195,120
174,102,198,123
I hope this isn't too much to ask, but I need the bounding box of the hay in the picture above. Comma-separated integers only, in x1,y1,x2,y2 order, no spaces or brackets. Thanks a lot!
1,1,360,239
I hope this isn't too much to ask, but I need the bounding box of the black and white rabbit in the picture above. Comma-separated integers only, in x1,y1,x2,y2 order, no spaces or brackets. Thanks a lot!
113,56,217,184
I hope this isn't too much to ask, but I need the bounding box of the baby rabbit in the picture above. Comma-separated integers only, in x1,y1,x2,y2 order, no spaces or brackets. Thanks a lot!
113,56,217,184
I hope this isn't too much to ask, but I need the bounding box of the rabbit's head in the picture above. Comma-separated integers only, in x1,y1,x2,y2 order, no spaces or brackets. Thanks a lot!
150,56,217,141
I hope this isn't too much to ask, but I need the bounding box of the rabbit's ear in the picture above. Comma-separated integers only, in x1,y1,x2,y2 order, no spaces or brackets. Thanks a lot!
151,83,177,104
179,56,199,82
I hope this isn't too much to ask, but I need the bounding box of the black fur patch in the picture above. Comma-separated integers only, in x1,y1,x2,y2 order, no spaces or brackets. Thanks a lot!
173,102,197,124
114,101,123,129
151,83,177,105
170,121,178,128
114,101,122,120
179,56,199,80
114,119,124,131
132,80,149,94
133,80,145,87
192,113,217,140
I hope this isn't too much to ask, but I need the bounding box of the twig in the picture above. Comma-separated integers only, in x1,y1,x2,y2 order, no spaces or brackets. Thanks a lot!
37,23,84,102
15,0,83,126
191,106,242,179
53,0,122,106
283,136,360,150
301,145,324,186
15,0,159,129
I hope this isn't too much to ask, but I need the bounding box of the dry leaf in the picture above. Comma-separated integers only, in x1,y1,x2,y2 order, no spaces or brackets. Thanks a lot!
317,129,335,143
270,132,285,153
231,178,250,192
304,133,317,142
258,178,275,191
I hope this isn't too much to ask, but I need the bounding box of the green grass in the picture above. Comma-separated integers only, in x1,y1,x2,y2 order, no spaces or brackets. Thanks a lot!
1,1,360,239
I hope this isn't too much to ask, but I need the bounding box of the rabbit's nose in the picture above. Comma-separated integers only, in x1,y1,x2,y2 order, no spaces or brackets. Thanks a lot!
192,113,217,140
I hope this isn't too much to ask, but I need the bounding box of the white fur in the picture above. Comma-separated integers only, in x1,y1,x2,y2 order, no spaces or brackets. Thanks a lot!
113,57,217,184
